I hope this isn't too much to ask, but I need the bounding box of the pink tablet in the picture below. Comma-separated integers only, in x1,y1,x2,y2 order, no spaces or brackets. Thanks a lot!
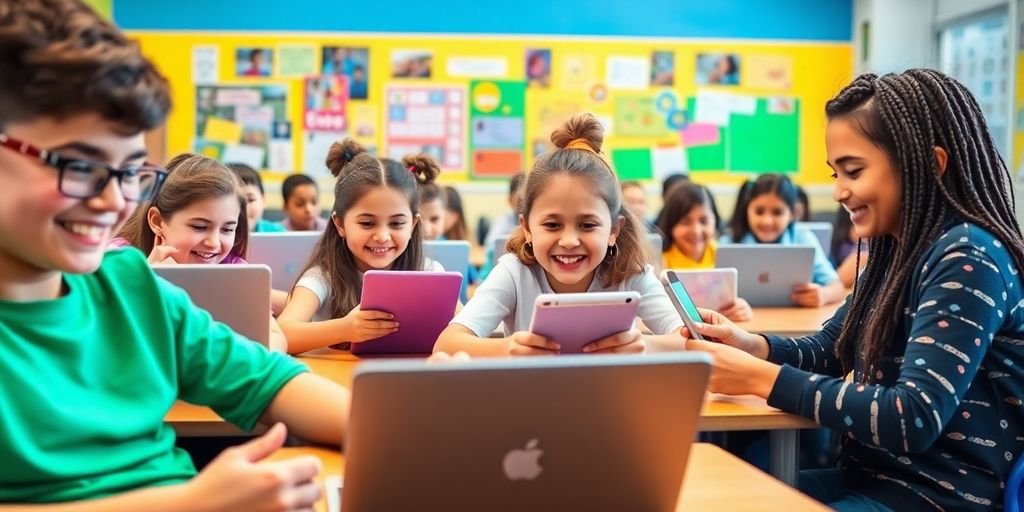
528,291,641,354
353,270,463,356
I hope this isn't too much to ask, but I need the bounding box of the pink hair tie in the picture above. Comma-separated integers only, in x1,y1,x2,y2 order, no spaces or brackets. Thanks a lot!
408,165,416,173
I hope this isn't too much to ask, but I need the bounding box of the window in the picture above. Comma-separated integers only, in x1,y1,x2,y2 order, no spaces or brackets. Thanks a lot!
939,12,1010,157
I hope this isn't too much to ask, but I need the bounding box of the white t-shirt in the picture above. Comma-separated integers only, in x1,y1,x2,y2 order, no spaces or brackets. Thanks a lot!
296,258,445,321
451,253,683,337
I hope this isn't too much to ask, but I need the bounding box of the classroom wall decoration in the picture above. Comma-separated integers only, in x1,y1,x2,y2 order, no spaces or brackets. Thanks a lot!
133,31,851,186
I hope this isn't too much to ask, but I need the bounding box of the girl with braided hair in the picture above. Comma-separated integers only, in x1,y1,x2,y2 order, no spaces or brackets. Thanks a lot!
682,69,1024,511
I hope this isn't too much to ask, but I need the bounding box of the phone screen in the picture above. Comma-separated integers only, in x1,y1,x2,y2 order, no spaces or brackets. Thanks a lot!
669,280,702,321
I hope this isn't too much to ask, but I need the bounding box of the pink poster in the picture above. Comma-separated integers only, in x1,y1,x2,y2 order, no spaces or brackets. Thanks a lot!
385,85,466,170
304,76,348,132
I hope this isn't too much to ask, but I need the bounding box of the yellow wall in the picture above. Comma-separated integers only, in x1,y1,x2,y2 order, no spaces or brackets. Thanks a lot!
132,31,851,190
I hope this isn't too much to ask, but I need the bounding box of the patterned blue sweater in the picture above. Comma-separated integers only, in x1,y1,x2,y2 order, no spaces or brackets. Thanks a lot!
766,222,1024,511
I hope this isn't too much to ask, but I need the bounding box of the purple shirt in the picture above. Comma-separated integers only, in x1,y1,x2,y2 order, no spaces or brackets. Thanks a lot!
107,237,247,264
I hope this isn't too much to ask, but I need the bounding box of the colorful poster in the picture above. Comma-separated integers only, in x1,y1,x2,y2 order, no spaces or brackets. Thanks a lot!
650,51,675,86
322,47,369,100
194,85,287,169
614,95,670,137
385,85,466,169
236,48,272,78
470,80,526,177
276,44,317,77
745,55,793,90
391,50,433,79
696,53,741,86
526,49,551,88
304,76,348,132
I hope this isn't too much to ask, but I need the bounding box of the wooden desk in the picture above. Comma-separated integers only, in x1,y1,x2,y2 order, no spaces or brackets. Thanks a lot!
267,443,829,511
167,351,815,484
740,304,840,336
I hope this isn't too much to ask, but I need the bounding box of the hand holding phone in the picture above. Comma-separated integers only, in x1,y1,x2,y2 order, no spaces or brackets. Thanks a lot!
663,271,705,341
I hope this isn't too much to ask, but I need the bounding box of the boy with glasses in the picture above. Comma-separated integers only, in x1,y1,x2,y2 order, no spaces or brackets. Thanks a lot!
0,1,351,509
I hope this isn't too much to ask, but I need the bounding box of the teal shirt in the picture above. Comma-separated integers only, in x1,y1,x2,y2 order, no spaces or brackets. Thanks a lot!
254,218,286,233
0,248,307,502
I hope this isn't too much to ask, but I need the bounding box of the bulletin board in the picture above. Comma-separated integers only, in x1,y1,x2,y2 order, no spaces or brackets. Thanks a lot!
131,31,851,186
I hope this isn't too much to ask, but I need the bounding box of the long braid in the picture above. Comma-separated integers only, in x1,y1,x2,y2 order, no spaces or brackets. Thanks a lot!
828,70,1024,379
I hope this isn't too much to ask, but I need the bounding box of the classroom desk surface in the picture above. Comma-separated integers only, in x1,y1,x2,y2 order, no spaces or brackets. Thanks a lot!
740,303,841,336
167,350,816,485
267,442,830,512
167,350,815,436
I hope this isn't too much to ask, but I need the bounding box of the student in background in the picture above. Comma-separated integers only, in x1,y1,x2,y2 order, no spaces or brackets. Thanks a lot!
653,172,689,228
658,182,751,321
280,173,327,232
416,165,447,241
830,205,868,288
483,171,526,249
113,153,248,266
726,174,845,307
277,140,446,354
684,69,1024,512
442,185,472,242
479,171,527,279
794,184,811,222
435,114,686,356
620,180,657,233
0,1,347,507
418,168,478,301
112,154,287,351
227,162,285,233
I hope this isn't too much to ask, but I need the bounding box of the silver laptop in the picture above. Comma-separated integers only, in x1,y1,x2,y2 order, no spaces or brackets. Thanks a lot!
796,221,833,253
248,232,320,290
494,233,663,271
336,353,710,512
424,240,471,278
715,244,815,307
153,264,271,346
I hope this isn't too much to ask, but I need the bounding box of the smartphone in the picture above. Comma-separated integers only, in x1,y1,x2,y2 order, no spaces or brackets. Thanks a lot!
663,272,705,340
528,291,641,354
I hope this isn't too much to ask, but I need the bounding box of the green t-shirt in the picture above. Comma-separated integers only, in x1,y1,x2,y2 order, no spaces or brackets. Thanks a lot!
0,248,307,502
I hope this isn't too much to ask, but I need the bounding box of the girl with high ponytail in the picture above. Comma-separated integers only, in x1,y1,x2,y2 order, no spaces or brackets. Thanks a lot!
277,138,447,354
436,113,688,356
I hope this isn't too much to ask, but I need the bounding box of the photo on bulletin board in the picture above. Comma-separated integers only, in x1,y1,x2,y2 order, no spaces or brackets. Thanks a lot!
526,49,551,88
391,50,433,79
322,46,369,100
696,53,740,86
194,84,288,170
651,51,674,86
236,48,272,78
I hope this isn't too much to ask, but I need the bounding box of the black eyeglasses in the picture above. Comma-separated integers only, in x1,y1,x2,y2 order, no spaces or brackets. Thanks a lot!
0,133,167,202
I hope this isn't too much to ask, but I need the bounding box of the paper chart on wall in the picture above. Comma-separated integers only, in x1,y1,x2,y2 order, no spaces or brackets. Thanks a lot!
385,85,466,170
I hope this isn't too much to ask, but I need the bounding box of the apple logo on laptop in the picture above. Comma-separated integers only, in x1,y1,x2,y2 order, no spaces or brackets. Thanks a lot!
758,272,771,284
502,438,543,481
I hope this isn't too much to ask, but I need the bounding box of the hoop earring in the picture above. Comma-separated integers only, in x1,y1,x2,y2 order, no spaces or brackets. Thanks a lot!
525,241,534,256
604,243,618,263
